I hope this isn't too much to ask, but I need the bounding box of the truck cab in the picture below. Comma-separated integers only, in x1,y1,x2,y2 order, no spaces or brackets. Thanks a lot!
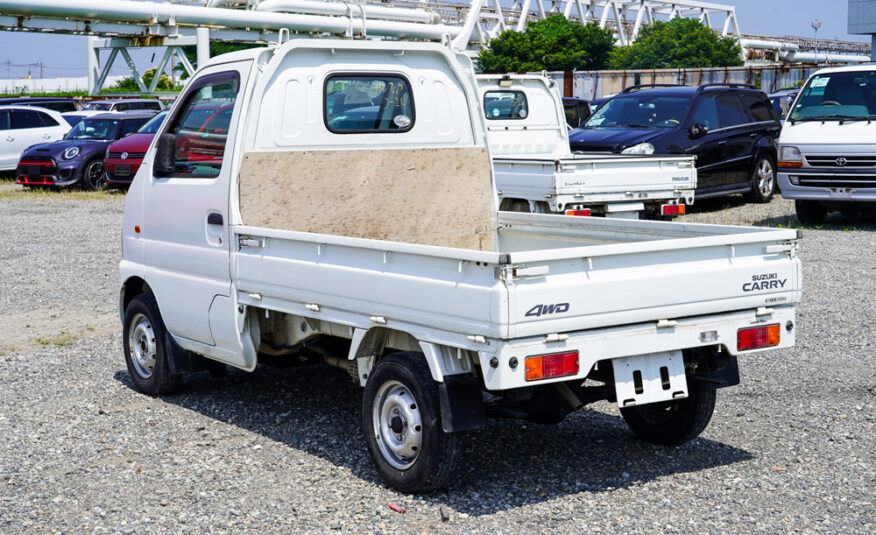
777,64,876,223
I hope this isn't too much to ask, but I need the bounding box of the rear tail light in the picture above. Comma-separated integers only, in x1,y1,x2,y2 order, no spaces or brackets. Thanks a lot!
737,324,780,350
661,204,686,216
525,351,579,381
565,209,591,217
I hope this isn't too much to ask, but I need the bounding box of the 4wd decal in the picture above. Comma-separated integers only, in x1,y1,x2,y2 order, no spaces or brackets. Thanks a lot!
743,273,787,292
525,303,570,317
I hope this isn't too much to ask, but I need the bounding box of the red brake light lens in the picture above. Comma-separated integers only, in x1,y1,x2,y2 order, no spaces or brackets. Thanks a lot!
737,324,780,350
661,204,686,216
525,351,579,381
565,209,591,217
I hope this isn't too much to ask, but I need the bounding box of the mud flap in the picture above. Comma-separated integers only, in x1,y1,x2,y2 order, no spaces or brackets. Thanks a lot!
438,374,486,433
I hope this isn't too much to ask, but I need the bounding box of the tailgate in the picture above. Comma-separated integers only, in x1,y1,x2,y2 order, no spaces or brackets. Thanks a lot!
499,219,801,339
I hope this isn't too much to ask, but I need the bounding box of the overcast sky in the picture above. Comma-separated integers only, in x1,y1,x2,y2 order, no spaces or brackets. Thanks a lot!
0,0,866,80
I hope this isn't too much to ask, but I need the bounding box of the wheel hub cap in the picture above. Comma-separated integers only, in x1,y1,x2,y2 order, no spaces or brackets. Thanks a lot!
372,381,423,470
128,313,156,379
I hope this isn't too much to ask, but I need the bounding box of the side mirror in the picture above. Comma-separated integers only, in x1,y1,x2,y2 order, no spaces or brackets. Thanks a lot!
689,123,708,139
154,133,176,177
780,97,792,118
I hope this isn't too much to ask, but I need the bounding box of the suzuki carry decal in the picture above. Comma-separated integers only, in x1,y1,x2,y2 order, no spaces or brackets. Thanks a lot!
743,273,788,292
525,303,570,317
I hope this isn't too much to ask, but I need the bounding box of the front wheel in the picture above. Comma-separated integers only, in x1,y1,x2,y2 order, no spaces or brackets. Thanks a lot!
795,200,827,225
81,159,106,191
620,376,716,446
123,293,182,395
362,352,461,493
745,156,776,203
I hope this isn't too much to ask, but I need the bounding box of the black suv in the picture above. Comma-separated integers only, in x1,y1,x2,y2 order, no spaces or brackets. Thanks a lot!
569,84,782,202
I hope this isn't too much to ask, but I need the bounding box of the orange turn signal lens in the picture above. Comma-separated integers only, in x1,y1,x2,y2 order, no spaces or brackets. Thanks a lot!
565,209,591,216
524,351,579,381
777,161,802,168
737,324,780,351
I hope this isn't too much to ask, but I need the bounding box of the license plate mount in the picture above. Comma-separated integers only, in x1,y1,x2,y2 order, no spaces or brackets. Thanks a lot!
611,350,688,408
115,164,131,177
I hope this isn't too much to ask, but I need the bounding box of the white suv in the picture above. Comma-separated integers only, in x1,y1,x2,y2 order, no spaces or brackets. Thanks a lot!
0,106,70,171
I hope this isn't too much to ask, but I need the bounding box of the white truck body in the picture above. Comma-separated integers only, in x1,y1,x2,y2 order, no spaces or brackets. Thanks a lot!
477,75,697,218
119,39,801,492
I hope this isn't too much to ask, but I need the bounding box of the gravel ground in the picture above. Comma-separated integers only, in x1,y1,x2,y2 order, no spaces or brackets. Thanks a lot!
0,188,874,534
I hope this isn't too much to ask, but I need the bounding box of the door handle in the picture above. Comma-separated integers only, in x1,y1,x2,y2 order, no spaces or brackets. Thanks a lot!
5,136,13,142
207,213,223,225
718,140,728,145
42,134,51,139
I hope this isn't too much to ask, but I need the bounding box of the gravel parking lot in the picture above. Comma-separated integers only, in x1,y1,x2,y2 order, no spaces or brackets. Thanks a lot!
0,185,874,534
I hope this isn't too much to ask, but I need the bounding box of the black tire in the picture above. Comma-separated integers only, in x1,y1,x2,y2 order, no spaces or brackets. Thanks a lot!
81,159,106,191
620,374,716,446
362,352,461,493
795,200,826,225
122,293,182,395
744,155,777,203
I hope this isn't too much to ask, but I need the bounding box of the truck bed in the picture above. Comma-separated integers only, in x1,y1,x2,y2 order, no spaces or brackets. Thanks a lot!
234,213,800,342
493,153,696,211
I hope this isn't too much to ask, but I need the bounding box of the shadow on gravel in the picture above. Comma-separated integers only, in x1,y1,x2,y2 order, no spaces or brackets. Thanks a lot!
115,363,753,516
684,195,748,214
754,211,876,231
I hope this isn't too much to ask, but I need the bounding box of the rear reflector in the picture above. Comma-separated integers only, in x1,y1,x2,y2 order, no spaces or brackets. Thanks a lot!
737,324,780,350
525,351,579,381
777,161,802,168
565,209,591,216
661,204,686,216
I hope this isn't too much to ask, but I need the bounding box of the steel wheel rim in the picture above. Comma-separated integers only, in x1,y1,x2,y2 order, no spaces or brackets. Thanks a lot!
372,380,423,470
85,161,105,190
128,313,157,379
756,159,774,195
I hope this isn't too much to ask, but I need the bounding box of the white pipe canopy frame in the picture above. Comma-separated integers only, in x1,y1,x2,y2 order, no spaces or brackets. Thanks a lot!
0,0,463,40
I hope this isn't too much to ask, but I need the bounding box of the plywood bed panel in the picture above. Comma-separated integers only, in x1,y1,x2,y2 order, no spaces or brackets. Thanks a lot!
239,147,494,250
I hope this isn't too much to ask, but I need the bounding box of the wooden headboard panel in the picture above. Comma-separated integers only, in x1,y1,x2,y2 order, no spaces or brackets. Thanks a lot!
238,147,494,250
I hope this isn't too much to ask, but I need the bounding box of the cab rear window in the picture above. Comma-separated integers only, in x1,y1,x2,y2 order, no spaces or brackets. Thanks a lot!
324,74,414,133
484,90,528,120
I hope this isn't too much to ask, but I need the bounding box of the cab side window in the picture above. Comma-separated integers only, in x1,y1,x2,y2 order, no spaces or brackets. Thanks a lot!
690,96,719,130
716,94,748,128
37,112,59,127
165,72,240,178
0,111,9,130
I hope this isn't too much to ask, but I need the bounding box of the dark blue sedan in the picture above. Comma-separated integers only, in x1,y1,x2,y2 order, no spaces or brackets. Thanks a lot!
17,111,155,190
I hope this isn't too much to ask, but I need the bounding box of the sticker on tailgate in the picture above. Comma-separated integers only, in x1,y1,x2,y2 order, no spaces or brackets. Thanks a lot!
743,273,788,292
525,302,570,317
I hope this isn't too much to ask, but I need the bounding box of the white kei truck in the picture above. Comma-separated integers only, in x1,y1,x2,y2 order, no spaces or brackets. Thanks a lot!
119,39,802,493
476,74,697,219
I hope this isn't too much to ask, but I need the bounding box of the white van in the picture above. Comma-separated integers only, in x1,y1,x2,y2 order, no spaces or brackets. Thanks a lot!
777,64,876,223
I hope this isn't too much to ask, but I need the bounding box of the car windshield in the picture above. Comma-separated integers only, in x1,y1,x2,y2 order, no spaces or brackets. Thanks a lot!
584,95,692,128
790,71,876,121
80,102,112,111
64,118,121,140
138,110,168,134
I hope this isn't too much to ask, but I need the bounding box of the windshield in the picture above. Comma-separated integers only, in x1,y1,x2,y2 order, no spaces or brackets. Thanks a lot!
138,110,168,134
80,102,111,111
64,118,121,140
584,95,692,128
790,71,876,121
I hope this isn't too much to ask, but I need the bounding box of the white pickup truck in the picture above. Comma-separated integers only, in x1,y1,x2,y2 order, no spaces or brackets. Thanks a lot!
477,74,697,218
119,39,801,493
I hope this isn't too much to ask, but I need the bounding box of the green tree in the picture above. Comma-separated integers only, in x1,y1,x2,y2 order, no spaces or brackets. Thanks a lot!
176,42,263,79
477,15,615,73
609,18,743,69
104,68,178,93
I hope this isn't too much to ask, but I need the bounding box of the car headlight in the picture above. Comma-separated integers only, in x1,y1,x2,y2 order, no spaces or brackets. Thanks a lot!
779,146,802,162
621,142,655,155
62,146,80,160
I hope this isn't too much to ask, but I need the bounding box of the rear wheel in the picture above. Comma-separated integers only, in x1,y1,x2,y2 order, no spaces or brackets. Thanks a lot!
795,200,826,225
620,375,716,446
123,293,182,395
362,352,461,493
745,156,776,203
